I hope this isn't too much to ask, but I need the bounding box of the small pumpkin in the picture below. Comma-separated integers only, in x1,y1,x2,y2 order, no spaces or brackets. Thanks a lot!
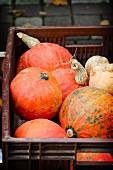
14,118,68,138
68,152,113,169
77,153,113,162
51,68,83,101
10,67,62,120
16,32,72,73
85,55,109,76
51,0,67,5
85,55,113,95
88,69,113,95
59,86,113,138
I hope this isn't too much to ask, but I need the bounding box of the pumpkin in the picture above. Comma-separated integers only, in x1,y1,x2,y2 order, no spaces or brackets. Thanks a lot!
10,67,62,120
85,55,109,76
85,55,113,95
88,69,113,95
77,153,113,162
68,153,113,170
51,68,83,101
51,0,67,5
16,41,72,73
14,118,68,138
59,86,113,138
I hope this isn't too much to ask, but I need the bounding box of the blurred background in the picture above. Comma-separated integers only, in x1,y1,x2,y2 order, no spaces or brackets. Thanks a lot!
0,0,113,51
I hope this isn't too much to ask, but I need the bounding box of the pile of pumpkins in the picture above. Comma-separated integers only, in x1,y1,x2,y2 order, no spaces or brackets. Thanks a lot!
10,32,113,162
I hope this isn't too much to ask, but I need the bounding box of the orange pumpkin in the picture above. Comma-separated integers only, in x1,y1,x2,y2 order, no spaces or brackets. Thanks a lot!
69,153,113,170
77,153,113,162
59,86,113,138
51,68,82,101
51,0,67,5
14,119,68,138
16,42,72,73
10,67,62,120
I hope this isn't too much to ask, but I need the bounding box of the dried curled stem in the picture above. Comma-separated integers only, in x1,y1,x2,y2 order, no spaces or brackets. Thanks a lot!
17,32,40,48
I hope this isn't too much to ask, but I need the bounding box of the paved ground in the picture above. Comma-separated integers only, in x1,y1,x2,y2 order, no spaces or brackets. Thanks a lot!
0,1,113,51
0,0,110,4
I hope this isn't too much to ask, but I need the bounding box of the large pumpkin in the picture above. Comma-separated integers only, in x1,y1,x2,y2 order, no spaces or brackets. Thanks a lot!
17,42,72,73
14,118,68,138
51,68,83,101
59,86,113,138
10,67,62,120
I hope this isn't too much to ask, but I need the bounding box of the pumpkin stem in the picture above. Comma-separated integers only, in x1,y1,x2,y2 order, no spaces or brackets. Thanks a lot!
66,126,77,138
17,32,40,48
40,72,49,80
71,59,89,86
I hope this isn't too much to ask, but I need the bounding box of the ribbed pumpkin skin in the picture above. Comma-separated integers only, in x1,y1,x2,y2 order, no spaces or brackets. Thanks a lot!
77,153,113,162
51,68,83,101
10,67,62,120
59,86,113,138
14,119,68,138
17,42,72,73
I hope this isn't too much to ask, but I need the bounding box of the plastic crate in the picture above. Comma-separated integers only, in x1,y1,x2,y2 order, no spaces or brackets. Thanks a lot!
2,26,113,170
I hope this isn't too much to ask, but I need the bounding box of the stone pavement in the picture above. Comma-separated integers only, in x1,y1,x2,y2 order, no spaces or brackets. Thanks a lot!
0,1,113,51
0,0,110,5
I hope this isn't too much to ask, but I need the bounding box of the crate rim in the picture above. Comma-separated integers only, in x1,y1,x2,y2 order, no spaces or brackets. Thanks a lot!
2,136,113,143
4,25,113,41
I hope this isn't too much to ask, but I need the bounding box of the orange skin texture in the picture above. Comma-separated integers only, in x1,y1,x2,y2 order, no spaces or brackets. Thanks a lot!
76,153,113,162
59,86,113,138
69,153,113,170
51,68,83,101
14,119,68,138
17,42,72,73
10,67,62,120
